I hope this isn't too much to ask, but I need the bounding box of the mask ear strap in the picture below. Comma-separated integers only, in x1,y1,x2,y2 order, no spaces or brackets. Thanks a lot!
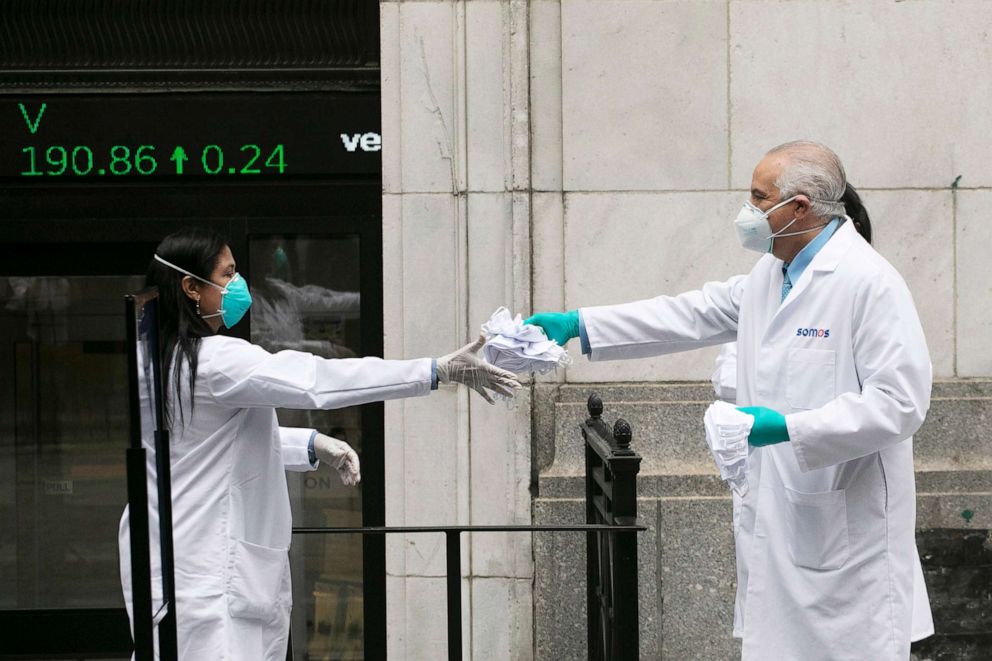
773,222,830,239
764,195,799,217
154,255,226,292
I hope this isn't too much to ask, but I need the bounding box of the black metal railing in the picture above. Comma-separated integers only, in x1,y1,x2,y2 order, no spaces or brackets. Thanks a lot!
584,393,641,660
294,393,644,660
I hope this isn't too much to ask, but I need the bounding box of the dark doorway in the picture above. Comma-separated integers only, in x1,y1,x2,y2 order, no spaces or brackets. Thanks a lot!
0,176,384,659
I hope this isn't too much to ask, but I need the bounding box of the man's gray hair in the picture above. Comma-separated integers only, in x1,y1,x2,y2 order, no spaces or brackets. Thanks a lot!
767,141,848,219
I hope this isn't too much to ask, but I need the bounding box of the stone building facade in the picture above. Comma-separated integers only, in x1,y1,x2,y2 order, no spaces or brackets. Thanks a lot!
380,1,992,658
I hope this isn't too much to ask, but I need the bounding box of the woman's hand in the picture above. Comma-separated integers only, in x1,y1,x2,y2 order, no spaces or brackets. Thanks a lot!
436,334,523,404
313,433,361,486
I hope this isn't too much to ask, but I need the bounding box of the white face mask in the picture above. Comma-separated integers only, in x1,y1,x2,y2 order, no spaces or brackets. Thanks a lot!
735,195,835,254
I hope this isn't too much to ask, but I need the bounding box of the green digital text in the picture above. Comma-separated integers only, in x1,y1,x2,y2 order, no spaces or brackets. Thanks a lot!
20,144,287,177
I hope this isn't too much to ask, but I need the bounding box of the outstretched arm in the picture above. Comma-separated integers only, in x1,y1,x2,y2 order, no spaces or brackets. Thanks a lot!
201,336,521,411
579,275,745,361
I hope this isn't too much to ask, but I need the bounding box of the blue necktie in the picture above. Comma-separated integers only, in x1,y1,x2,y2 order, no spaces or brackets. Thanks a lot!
781,265,792,302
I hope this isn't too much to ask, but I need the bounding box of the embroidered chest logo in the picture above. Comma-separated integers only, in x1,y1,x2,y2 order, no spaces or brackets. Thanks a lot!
796,327,830,338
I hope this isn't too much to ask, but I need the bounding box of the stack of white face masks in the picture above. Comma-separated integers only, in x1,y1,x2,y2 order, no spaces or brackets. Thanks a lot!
703,400,753,497
481,307,572,375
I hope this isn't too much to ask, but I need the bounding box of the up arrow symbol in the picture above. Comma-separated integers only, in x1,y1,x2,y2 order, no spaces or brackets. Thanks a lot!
18,103,46,134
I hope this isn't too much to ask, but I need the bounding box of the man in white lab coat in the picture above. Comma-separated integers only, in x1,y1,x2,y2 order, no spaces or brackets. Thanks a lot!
527,141,934,660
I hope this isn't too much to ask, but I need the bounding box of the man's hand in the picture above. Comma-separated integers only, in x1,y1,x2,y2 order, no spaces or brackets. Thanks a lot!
313,433,361,486
737,406,790,446
436,334,522,404
524,310,580,346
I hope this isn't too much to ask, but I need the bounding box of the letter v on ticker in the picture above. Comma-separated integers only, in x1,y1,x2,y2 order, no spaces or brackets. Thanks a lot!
340,133,361,152
18,103,46,134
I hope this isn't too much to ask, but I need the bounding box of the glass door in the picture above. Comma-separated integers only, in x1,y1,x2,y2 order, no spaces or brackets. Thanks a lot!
249,234,367,660
0,274,145,608
0,273,144,658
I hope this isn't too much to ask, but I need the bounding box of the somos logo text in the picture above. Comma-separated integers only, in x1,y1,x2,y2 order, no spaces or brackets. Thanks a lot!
796,327,830,338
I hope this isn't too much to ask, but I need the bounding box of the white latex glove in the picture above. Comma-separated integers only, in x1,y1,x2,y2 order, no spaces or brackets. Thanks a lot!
313,433,361,486
436,333,523,404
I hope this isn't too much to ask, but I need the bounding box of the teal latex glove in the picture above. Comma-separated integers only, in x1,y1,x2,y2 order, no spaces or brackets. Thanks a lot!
524,310,580,346
737,406,790,446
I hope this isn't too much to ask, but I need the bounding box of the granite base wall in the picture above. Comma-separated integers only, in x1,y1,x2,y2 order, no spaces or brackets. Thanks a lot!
533,381,992,660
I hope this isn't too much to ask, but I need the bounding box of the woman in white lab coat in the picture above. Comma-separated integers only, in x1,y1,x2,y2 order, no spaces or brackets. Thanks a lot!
118,228,520,660
528,142,933,660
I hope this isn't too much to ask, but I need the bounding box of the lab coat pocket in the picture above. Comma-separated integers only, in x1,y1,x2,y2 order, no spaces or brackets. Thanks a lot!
784,487,849,570
227,538,289,620
785,348,835,410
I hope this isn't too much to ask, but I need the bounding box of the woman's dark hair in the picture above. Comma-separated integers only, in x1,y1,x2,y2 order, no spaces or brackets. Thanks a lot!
146,228,227,428
841,183,872,245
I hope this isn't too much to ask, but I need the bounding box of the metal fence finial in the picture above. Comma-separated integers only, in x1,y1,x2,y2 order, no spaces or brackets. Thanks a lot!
587,392,603,419
613,418,632,451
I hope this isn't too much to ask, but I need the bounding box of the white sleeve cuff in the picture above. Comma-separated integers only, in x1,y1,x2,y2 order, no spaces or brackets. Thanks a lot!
281,426,319,472
786,414,812,473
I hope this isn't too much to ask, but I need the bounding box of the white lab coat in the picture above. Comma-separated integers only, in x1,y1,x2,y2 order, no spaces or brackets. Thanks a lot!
712,342,738,404
582,221,934,660
119,335,433,660
711,341,744,617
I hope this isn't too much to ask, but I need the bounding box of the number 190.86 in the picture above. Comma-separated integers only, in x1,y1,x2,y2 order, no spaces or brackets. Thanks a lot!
21,145,155,176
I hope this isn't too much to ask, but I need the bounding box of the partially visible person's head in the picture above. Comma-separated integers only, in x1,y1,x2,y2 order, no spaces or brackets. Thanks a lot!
841,182,872,245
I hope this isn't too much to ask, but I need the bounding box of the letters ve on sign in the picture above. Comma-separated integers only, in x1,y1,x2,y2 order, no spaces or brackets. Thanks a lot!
340,132,381,153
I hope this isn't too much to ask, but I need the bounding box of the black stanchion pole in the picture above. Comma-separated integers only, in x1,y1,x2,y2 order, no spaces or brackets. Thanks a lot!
125,289,178,659
124,294,153,660
126,447,154,661
446,530,463,661
154,428,178,659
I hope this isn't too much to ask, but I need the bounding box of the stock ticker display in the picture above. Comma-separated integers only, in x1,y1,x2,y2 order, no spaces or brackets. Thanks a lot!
2,92,381,180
